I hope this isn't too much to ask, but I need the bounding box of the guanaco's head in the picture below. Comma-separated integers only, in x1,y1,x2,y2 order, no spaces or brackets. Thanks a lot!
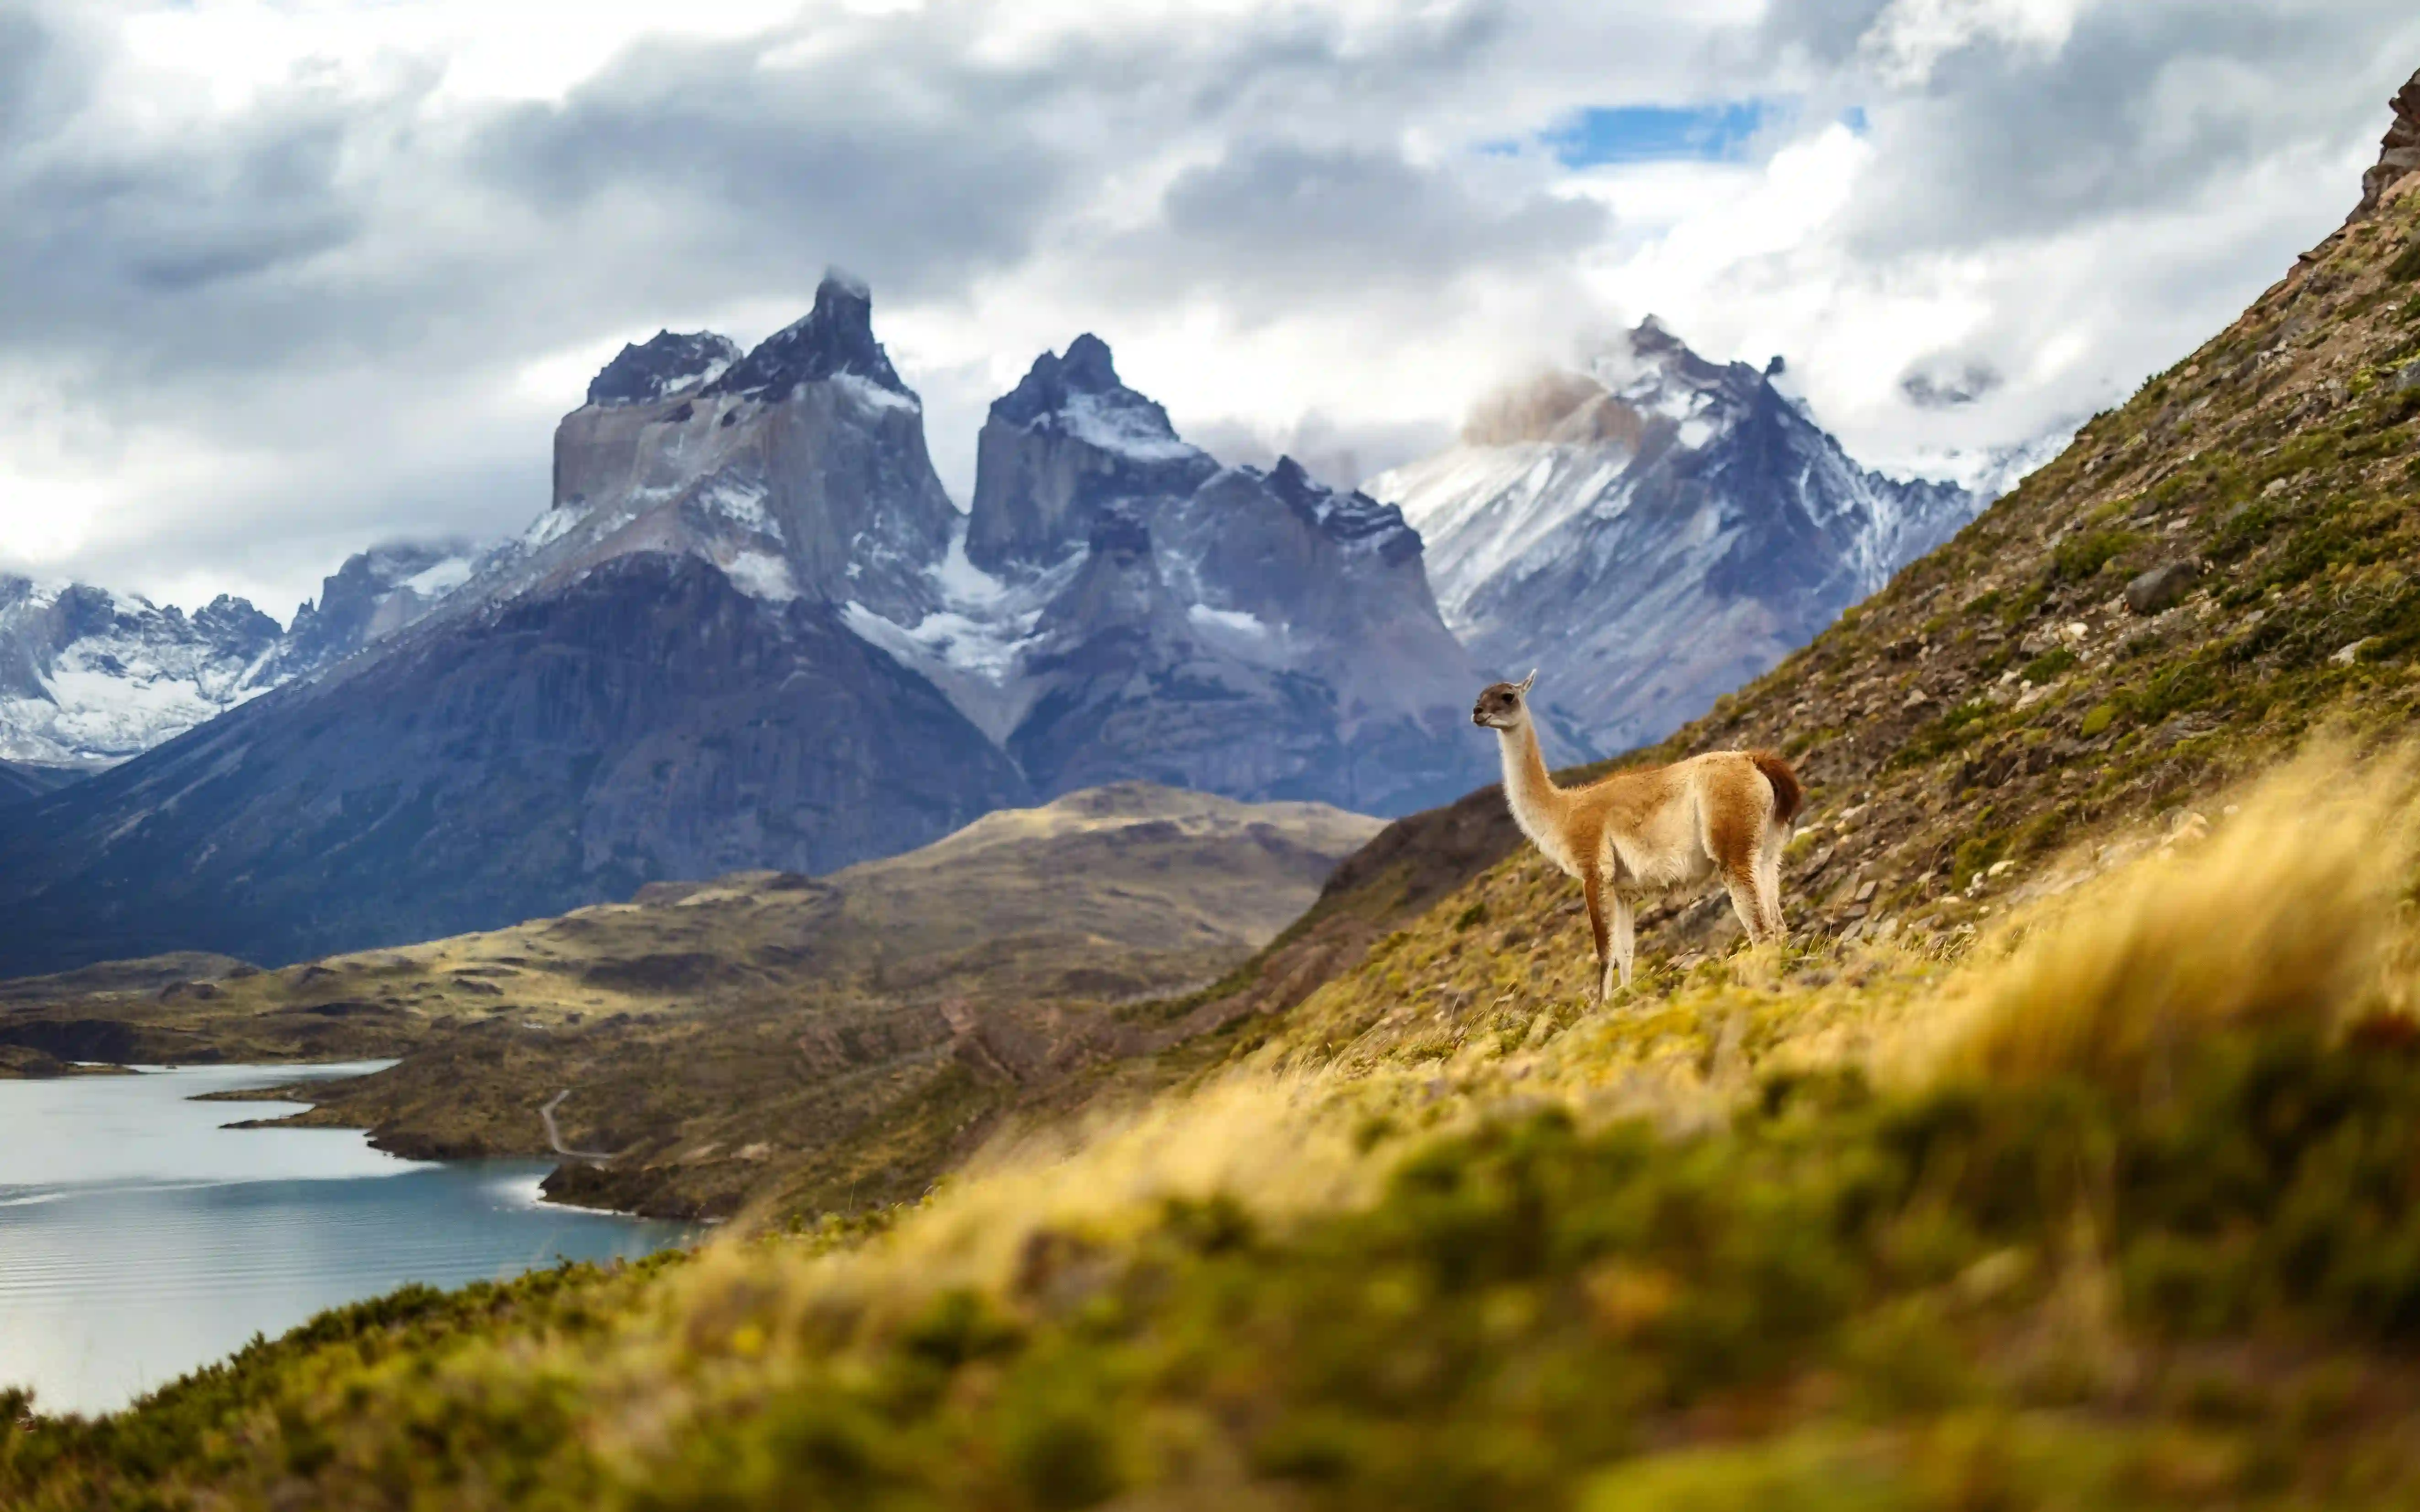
1471,670,1538,731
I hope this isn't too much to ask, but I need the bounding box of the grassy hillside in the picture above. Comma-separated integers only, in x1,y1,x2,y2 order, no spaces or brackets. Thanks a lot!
11,97,2420,1512
0,783,1380,1217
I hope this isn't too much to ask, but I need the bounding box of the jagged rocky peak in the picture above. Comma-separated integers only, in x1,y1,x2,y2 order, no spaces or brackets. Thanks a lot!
587,331,743,407
279,539,482,671
1260,456,1422,564
526,267,957,624
2356,66,2420,218
707,269,908,403
992,334,1167,436
1368,313,1981,759
968,333,1217,571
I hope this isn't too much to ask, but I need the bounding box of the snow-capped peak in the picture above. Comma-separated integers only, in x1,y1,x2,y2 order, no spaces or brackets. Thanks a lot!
706,271,909,403
0,574,286,766
990,335,1201,464
587,330,743,407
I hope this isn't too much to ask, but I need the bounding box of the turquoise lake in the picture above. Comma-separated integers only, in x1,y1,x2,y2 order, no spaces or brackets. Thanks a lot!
0,1062,694,1416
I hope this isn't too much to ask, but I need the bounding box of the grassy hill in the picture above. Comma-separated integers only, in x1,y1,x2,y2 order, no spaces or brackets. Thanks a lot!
11,89,2420,1512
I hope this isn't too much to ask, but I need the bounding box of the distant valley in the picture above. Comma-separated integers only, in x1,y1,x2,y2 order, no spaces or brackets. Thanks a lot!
0,783,1379,1219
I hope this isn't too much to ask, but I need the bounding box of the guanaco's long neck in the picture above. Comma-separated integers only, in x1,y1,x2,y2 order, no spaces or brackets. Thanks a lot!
1496,716,1568,848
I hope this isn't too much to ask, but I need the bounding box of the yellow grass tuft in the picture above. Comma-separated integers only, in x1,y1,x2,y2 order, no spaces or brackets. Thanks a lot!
1914,740,2420,1096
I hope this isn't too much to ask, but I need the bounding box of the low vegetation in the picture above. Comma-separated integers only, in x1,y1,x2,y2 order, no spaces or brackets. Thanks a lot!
11,744,2420,1509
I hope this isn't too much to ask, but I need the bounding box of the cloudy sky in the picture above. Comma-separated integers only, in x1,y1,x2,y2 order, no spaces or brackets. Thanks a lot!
1,0,2414,618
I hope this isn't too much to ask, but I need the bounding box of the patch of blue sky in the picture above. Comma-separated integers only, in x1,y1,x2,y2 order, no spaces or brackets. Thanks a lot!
1543,100,1774,167
1490,99,1868,167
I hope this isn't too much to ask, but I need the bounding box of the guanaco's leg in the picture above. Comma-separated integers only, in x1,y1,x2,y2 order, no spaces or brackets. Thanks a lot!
1754,827,1788,942
1723,867,1770,945
1582,864,1615,1005
1609,885,1635,991
1709,797,1774,945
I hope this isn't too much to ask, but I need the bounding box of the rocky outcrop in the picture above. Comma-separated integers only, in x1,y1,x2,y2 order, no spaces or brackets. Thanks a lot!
1368,319,1981,759
587,331,742,406
2356,68,2420,218
273,540,483,676
966,333,1219,570
471,271,958,625
0,554,1025,974
855,337,1492,815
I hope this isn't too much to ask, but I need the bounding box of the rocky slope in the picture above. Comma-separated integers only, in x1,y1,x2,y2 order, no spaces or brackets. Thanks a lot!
0,756,79,806
1368,319,1980,758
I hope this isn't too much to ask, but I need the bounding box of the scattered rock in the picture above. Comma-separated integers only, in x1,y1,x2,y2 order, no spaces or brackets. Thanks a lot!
2124,559,2201,616
2395,360,2420,394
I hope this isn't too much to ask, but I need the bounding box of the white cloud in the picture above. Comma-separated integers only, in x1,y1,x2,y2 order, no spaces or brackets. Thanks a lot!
0,0,2414,618
1859,0,2085,87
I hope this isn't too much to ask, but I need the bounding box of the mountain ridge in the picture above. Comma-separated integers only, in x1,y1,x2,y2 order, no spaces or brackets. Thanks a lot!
1369,318,1982,759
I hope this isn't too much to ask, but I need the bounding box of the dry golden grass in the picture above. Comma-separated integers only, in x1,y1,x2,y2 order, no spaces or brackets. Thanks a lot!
735,737,2420,1326
1914,740,2420,1097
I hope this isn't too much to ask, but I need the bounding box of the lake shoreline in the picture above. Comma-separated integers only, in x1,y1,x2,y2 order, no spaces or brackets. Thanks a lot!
188,1064,683,1224
0,1062,694,1416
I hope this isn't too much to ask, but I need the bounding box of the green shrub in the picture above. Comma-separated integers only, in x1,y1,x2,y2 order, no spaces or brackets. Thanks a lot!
2053,530,2142,584
2021,646,2080,684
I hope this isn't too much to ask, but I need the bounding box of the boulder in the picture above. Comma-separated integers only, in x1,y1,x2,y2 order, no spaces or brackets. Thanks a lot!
2124,559,2201,616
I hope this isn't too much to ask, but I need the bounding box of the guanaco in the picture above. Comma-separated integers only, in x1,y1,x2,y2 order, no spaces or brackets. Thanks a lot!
1473,672,1803,1004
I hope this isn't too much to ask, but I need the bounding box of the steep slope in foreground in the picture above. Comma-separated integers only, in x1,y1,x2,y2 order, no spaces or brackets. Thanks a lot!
1368,321,1980,759
14,77,2420,1512
0,783,1380,1218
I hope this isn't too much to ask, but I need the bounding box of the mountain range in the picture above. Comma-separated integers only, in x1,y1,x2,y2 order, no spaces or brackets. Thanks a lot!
1368,320,1982,758
0,279,1987,975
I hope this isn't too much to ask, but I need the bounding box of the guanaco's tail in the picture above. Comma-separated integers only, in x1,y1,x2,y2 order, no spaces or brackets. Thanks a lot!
1748,750,1803,826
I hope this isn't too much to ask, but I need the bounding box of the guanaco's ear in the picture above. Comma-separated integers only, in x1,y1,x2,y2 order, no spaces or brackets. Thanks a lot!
1516,669,1537,694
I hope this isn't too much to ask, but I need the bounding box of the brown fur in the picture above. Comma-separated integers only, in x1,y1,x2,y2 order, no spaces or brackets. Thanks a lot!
1474,675,1797,1003
1749,751,1804,825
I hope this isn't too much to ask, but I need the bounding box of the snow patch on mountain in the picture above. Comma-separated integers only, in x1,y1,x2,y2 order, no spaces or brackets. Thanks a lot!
0,580,285,766
1059,390,1200,462
722,551,799,603
1369,318,1982,757
697,476,780,540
